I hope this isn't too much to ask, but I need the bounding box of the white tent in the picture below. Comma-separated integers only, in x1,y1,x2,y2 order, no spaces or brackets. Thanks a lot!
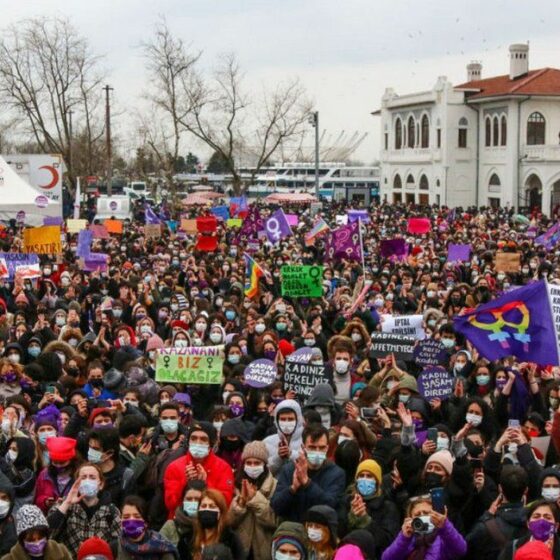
0,156,53,226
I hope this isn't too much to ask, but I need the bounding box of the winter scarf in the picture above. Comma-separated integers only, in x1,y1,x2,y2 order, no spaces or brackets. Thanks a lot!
120,529,178,559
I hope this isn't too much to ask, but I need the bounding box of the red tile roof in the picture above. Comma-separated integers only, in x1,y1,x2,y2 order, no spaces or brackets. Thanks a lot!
455,68,560,99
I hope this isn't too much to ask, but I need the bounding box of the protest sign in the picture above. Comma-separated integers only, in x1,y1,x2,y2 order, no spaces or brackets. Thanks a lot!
23,226,62,254
407,218,431,234
532,436,551,459
335,215,348,225
417,366,455,400
0,259,7,279
67,219,88,233
90,225,109,239
77,230,92,258
348,209,370,224
285,214,298,227
82,253,108,273
104,220,123,234
284,361,327,402
447,243,471,263
244,359,277,388
281,265,323,297
265,209,292,243
381,314,426,340
413,339,448,367
380,239,407,260
155,346,224,384
370,333,416,360
226,218,243,228
286,347,315,363
495,252,521,272
0,254,39,279
15,263,41,279
145,224,161,240
43,216,64,226
181,219,198,234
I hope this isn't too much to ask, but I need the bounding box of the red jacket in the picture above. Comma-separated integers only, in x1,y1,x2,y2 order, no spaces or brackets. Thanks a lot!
163,451,234,518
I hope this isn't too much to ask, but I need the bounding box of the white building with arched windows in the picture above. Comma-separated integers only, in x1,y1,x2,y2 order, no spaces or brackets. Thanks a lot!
374,43,560,215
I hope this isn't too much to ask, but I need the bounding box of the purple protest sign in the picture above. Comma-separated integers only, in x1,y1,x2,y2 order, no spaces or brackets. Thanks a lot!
413,339,448,367
417,366,454,400
243,359,277,388
43,216,64,226
380,239,407,259
90,224,110,239
77,230,92,259
325,222,362,262
285,214,298,227
348,209,370,224
286,346,315,363
265,209,293,243
447,243,471,263
83,252,108,272
0,253,39,279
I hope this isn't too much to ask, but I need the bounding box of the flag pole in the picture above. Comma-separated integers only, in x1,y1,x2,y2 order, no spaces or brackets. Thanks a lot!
358,217,366,278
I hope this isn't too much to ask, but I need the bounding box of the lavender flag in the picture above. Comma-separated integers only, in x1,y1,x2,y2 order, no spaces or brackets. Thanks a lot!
265,209,292,243
535,222,560,250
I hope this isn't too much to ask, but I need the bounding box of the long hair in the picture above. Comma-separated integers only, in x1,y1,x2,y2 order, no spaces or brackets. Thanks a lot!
193,489,228,555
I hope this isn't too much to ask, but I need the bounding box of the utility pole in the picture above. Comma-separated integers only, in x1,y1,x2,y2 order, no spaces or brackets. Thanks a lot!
308,111,320,197
68,109,73,185
104,85,113,196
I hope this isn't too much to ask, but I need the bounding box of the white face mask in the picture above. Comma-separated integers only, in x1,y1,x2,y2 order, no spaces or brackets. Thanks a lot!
278,420,296,435
209,332,222,344
307,527,323,543
7,354,20,365
335,359,349,374
255,323,266,334
542,487,560,502
0,499,10,518
351,333,362,343
244,464,264,479
436,437,449,451
466,412,482,426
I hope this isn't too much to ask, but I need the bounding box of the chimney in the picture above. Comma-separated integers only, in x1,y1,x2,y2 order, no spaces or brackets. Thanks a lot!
509,43,529,80
467,61,482,82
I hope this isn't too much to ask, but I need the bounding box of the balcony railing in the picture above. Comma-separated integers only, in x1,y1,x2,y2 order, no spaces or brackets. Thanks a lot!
522,145,560,161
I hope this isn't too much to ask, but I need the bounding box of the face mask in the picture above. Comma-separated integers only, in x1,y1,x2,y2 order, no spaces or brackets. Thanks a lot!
55,316,66,327
195,322,207,332
56,352,66,365
528,518,556,542
170,303,179,312
437,437,449,451
190,443,209,459
2,371,16,383
338,435,351,445
198,509,219,529
0,499,10,518
122,519,146,539
276,322,287,332
542,487,560,502
175,339,188,348
38,430,56,446
228,354,241,365
28,346,41,358
453,363,465,374
441,338,455,349
183,500,199,517
255,323,266,334
23,538,47,557
374,299,384,308
79,478,99,498
356,477,377,497
427,319,436,328
213,421,224,433
160,419,179,434
113,309,123,319
264,350,277,361
427,290,436,298
244,464,265,479
307,527,324,543
304,339,315,347
398,394,410,404
87,448,104,464
230,403,244,417
225,310,236,321
124,399,139,408
508,443,518,455
279,420,296,435
466,413,482,426
7,354,19,365
424,472,444,490
306,450,326,467
1,419,12,435
476,375,490,386
276,553,294,560
276,304,287,314
496,379,507,391
209,333,222,344
335,359,349,375
412,418,425,431
415,515,435,535
351,333,362,343
6,449,17,462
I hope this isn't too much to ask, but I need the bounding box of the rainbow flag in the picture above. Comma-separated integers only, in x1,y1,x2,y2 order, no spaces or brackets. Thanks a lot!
244,253,264,299
305,218,330,247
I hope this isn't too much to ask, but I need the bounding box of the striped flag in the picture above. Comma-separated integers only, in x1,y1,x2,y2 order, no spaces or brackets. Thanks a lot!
304,218,330,247
244,253,264,299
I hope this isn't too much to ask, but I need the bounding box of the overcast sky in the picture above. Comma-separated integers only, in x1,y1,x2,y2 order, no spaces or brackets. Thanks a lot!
2,0,560,164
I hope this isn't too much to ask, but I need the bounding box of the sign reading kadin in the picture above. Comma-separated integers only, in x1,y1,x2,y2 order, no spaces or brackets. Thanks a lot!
156,347,224,384
281,265,324,298
417,366,455,400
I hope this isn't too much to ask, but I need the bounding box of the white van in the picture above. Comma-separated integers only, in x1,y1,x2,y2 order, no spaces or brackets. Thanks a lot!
124,181,149,197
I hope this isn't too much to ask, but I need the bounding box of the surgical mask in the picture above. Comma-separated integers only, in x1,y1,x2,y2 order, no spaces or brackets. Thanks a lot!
149,351,156,361
38,430,56,446
335,359,349,374
398,394,410,404
441,338,455,349
190,443,209,459
351,333,362,343
279,420,296,435
356,477,377,496
276,322,287,332
304,339,315,347
209,332,222,344
55,352,66,365
454,363,465,374
387,380,397,391
276,304,287,314
7,354,20,365
255,323,266,334
175,339,188,348
160,419,178,434
79,478,99,498
124,399,139,407
508,443,518,454
374,299,384,308
213,421,224,432
338,435,351,445
183,500,199,517
0,499,10,518
122,519,146,539
244,464,265,479
28,346,41,358
6,449,17,462
113,309,123,319
23,538,47,557
87,448,104,464
140,325,151,335
222,391,231,403
542,487,560,502
466,413,482,426
170,304,179,312
427,290,436,298
437,437,449,451
307,527,324,543
476,375,490,386
1,419,12,435
306,450,326,467
276,553,294,560
228,354,240,365
225,310,236,321
195,322,207,332
55,316,66,327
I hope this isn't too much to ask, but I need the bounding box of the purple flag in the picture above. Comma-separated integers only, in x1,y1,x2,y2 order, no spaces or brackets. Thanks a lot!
43,216,64,226
325,222,362,261
265,209,292,243
145,204,161,225
454,280,558,365
348,209,370,224
380,239,407,259
236,206,264,243
77,230,92,259
447,243,471,263
535,222,560,250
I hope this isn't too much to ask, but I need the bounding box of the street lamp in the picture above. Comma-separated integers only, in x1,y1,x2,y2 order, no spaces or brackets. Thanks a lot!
308,111,319,197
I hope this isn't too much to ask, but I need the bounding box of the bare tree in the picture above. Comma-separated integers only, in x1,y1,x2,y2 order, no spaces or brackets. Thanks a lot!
0,16,105,189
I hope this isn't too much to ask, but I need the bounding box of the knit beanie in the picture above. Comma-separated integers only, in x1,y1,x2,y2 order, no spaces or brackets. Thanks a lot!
272,522,308,560
513,540,554,560
146,335,165,351
334,544,365,560
78,537,114,560
16,505,48,538
356,459,383,485
278,339,295,357
425,449,454,476
241,441,268,463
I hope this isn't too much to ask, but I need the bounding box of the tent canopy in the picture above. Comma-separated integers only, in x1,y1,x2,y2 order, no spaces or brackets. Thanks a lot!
263,193,318,204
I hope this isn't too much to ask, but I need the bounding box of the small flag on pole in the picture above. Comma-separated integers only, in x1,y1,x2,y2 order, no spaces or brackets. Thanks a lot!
244,253,264,299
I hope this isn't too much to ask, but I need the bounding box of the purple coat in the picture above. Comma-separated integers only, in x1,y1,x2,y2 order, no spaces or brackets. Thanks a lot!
381,520,467,560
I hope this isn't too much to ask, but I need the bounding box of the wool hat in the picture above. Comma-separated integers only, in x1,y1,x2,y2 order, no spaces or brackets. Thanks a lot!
146,335,165,351
356,459,382,485
272,522,308,560
46,436,76,462
425,449,454,476
278,339,295,357
333,544,365,560
103,367,125,390
189,421,217,447
77,537,114,560
89,407,114,426
15,505,48,538
513,540,553,560
241,441,268,463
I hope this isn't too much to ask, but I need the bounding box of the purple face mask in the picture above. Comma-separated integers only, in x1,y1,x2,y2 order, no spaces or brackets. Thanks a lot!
122,519,146,539
264,350,276,361
23,538,47,557
2,372,17,383
230,404,244,418
495,379,507,391
412,418,425,431
528,518,555,541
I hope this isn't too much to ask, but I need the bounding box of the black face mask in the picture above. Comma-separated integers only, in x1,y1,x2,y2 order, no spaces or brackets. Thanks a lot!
198,509,219,529
424,472,445,490
89,379,104,388
220,439,242,452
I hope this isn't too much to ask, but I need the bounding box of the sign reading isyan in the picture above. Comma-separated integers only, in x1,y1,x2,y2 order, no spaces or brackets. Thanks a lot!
156,346,223,384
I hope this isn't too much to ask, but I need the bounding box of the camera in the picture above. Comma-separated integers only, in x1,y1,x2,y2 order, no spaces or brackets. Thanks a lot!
412,516,431,535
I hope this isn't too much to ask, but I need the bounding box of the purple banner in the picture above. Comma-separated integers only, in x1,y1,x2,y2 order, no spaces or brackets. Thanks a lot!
348,209,370,224
265,209,293,243
380,239,407,259
418,366,454,400
43,216,64,226
77,230,92,259
83,252,108,273
325,222,362,262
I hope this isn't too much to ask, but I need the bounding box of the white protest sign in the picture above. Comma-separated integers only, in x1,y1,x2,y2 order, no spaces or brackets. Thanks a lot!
381,314,426,340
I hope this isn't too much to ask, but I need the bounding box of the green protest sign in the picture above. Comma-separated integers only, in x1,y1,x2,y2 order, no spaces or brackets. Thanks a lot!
281,265,324,298
155,347,223,384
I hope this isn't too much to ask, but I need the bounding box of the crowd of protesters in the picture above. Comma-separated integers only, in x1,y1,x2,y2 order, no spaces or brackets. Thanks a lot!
0,198,556,559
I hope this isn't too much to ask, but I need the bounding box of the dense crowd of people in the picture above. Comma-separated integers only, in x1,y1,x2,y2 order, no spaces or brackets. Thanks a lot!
0,199,557,560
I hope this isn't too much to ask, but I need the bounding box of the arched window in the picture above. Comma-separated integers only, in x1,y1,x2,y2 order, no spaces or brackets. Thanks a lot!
527,112,545,145
421,115,430,148
393,174,402,189
489,173,501,192
406,174,415,188
493,116,499,147
419,175,429,190
407,116,415,148
394,117,402,149
458,117,468,148
485,117,492,147
500,115,507,146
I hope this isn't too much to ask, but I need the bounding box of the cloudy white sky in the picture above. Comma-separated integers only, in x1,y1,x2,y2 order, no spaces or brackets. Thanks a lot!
2,0,560,164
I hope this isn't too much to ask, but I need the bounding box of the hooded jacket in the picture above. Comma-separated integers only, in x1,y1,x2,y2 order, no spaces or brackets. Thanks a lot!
0,471,16,556
263,399,304,475
304,384,342,429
